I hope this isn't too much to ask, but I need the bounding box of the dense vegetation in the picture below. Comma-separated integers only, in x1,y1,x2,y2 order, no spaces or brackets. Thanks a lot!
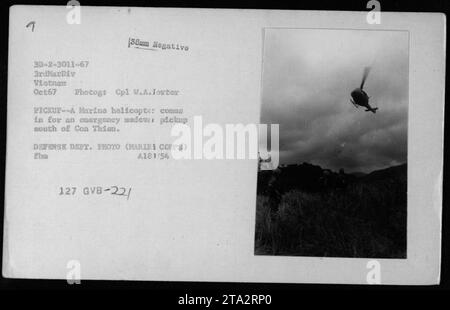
255,163,407,258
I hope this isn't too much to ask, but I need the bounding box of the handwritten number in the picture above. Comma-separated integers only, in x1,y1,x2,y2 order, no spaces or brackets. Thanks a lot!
26,21,35,32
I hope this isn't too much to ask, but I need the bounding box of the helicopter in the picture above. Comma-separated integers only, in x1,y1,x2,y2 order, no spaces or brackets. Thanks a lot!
350,67,378,113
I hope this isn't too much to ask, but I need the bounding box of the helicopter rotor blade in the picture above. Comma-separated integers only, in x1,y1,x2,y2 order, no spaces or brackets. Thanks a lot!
360,66,371,89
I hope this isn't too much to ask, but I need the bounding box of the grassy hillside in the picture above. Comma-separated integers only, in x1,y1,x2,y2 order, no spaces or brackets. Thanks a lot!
255,163,407,258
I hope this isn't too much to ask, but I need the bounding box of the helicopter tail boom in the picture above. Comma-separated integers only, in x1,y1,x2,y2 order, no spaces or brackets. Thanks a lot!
365,107,378,113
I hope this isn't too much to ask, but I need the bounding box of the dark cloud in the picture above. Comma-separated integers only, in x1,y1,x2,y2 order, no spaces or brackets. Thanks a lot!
261,29,409,173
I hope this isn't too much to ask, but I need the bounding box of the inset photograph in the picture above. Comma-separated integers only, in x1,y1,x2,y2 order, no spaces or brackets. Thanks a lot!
256,28,409,258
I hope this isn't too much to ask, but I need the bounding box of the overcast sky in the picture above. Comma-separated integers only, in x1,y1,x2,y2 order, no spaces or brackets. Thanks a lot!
261,29,409,173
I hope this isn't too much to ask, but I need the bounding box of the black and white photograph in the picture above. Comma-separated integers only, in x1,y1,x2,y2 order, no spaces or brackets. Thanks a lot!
256,28,409,258
0,1,446,294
